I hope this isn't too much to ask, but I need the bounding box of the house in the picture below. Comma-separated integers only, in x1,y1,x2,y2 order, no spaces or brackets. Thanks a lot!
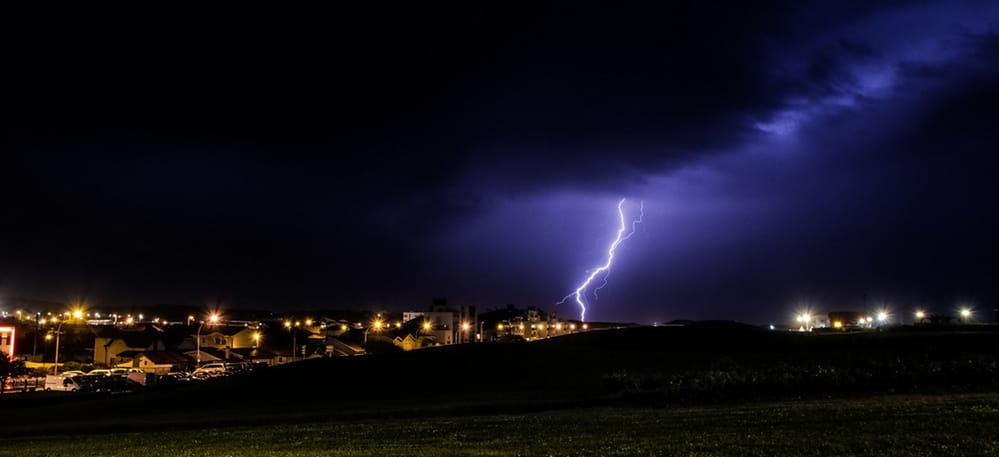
479,305,579,341
377,318,437,351
182,347,226,364
176,324,265,363
189,325,261,351
183,346,281,366
228,347,281,366
402,298,478,346
392,334,421,351
93,326,171,368
0,326,14,358
130,351,193,375
325,337,365,356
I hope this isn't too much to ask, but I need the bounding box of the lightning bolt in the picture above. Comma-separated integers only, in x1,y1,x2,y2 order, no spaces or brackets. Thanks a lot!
592,200,644,301
558,198,644,322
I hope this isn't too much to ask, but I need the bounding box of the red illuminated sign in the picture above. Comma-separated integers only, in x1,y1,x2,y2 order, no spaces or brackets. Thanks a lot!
0,326,15,359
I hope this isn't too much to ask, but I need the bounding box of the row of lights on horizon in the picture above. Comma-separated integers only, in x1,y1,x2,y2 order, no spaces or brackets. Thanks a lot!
9,309,449,333
7,308,188,326
793,307,977,329
496,322,587,331
7,308,595,341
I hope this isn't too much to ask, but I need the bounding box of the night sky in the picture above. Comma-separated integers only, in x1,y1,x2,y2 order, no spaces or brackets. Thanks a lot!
2,2,997,325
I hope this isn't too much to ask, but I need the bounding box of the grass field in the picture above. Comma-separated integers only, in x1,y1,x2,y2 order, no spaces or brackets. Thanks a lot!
2,393,998,456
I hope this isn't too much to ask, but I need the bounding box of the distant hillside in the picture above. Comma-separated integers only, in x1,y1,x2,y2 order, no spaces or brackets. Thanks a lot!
3,324,999,437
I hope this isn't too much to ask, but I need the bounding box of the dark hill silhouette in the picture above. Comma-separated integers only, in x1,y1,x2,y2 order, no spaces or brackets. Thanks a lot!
3,324,999,436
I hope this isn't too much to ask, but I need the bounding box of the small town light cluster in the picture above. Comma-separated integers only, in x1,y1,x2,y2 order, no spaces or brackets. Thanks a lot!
788,304,978,330
796,312,813,332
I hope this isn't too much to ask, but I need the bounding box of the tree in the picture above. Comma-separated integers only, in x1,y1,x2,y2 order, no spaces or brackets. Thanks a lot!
0,352,28,394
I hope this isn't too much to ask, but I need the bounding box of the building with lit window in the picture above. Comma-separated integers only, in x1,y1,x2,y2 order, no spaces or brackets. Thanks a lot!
0,326,15,358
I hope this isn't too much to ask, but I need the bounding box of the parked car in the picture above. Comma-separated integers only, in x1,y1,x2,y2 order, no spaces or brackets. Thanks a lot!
75,375,107,391
160,372,192,383
92,376,142,393
224,362,252,374
192,363,227,379
86,369,112,377
59,370,86,377
110,368,144,377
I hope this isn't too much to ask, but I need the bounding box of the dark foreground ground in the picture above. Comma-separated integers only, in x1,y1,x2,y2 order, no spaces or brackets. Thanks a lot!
2,324,998,455
2,393,997,456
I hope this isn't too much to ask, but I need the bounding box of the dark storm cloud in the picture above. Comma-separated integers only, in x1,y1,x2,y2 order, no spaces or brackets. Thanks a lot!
2,2,797,186
603,26,999,323
2,2,998,319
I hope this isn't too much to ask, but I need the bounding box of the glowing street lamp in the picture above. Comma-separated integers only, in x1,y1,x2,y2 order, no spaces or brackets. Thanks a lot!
285,320,302,360
960,308,972,321
363,320,383,345
877,311,889,324
413,321,429,342
196,313,221,365
52,309,84,374
915,310,926,321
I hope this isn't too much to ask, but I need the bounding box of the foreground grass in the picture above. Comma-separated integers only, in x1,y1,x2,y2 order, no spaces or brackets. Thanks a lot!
3,393,998,457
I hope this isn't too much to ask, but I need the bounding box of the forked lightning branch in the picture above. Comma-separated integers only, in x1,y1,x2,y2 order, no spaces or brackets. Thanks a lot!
559,198,644,322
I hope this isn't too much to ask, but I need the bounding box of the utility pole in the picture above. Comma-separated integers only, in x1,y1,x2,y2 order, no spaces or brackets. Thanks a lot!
32,313,39,357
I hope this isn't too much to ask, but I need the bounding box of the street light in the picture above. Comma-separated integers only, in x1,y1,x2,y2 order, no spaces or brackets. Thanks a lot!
52,309,83,375
196,313,221,365
960,308,972,321
285,320,301,360
33,312,42,357
364,320,384,345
